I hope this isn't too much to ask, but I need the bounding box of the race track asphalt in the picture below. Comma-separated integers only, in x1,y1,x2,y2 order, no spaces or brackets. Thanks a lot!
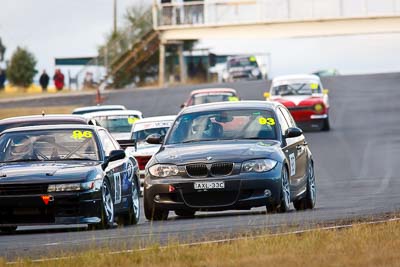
1,73,400,261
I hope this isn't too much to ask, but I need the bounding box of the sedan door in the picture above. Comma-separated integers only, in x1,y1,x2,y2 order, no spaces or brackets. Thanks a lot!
98,129,128,210
277,107,307,197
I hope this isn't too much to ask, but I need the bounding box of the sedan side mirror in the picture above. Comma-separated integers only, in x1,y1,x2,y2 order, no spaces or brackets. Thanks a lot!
146,134,163,145
102,149,126,170
285,127,303,138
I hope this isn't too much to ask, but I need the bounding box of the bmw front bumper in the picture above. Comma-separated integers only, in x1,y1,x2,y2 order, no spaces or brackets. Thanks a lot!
144,163,283,212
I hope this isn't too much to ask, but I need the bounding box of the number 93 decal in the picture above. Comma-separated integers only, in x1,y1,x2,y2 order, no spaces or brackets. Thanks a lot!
259,117,276,126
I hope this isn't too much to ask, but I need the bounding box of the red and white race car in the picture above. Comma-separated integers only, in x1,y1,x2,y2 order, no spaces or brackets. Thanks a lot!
264,74,330,131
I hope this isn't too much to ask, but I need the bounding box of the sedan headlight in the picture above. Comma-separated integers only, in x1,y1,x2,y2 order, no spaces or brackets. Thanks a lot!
314,103,324,113
242,159,277,173
148,164,179,178
48,179,102,192
48,183,81,192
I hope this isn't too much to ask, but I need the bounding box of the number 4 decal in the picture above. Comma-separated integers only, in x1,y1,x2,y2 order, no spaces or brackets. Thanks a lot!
289,153,296,176
114,173,122,204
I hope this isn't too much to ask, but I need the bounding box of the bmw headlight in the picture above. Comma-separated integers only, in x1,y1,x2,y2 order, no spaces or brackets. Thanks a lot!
148,164,179,178
242,159,277,173
251,69,260,77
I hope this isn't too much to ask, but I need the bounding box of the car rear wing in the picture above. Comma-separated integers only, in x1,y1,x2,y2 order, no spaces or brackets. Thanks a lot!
117,139,136,150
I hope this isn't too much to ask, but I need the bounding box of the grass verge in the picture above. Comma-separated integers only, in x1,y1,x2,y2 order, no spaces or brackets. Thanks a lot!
3,220,399,267
0,106,79,119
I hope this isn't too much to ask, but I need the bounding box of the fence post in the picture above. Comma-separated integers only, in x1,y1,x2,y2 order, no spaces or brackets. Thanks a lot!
159,43,166,87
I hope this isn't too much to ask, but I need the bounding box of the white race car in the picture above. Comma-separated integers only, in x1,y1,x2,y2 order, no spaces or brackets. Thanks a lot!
83,110,143,141
127,115,176,186
72,105,127,115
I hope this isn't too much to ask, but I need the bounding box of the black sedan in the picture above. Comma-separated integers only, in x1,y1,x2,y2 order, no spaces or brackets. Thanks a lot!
0,125,140,233
143,101,316,220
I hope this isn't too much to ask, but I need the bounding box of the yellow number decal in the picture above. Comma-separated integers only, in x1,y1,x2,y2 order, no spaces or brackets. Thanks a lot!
72,130,92,140
266,118,275,126
259,117,275,126
310,83,319,90
128,117,139,124
228,96,239,102
83,131,93,138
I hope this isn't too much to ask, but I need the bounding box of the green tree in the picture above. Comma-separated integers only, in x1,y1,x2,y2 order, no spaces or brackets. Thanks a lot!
7,47,37,87
0,37,6,61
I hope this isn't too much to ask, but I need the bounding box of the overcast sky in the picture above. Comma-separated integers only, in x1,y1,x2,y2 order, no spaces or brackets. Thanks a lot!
1,0,399,81
0,0,148,76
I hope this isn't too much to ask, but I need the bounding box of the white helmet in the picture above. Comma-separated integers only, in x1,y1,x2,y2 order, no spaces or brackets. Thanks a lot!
10,135,33,157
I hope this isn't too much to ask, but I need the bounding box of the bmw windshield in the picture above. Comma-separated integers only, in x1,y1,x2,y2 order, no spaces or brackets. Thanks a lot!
272,81,322,96
166,109,278,145
0,129,100,163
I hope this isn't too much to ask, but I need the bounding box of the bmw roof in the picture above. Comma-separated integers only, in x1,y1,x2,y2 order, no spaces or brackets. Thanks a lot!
180,101,280,115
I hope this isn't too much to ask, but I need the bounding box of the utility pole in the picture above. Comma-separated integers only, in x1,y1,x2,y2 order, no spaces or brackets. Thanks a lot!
113,0,117,35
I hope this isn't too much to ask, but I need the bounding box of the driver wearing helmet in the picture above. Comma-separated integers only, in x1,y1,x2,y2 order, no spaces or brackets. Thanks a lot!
8,135,38,161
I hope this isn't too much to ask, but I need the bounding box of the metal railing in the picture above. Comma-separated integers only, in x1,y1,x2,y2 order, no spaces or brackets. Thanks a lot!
153,0,400,28
76,8,153,90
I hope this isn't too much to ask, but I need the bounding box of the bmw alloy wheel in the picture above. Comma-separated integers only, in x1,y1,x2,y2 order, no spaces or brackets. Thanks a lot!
307,161,316,208
282,167,291,209
132,180,140,222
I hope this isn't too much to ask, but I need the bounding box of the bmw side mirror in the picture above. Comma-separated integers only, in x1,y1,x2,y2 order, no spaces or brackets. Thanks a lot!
285,127,303,138
146,134,163,144
102,149,125,170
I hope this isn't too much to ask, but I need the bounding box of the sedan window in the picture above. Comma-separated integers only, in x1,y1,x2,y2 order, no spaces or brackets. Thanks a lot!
0,129,100,162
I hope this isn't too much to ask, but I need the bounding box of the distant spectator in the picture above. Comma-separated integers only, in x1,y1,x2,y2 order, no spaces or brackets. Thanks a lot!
0,68,5,90
53,69,64,91
39,70,50,91
83,71,95,89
